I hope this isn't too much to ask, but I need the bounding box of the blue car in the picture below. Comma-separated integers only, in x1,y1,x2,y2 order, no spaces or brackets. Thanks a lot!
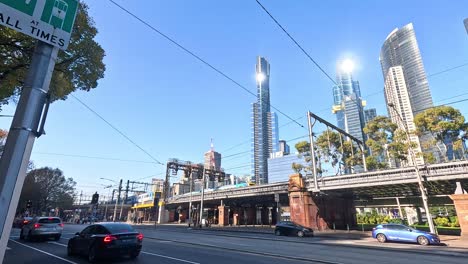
372,224,440,246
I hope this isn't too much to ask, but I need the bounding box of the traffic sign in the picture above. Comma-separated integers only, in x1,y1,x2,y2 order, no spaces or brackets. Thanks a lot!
0,0,79,49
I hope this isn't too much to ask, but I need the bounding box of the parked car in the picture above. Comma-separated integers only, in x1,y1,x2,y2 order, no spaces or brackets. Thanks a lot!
274,221,314,237
20,217,63,241
372,224,440,246
13,217,33,228
67,222,143,262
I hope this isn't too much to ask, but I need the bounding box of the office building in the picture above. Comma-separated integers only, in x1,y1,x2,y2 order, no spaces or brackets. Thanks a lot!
204,141,222,188
380,23,433,115
332,60,367,144
364,108,377,125
268,152,309,183
384,66,424,165
279,140,290,155
251,56,279,185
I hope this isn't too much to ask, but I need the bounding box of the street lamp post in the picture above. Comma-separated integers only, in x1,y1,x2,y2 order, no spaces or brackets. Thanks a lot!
100,177,122,222
388,103,436,234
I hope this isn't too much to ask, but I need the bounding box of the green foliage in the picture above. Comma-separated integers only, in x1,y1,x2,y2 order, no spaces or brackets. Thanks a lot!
291,162,304,174
17,167,76,215
0,3,105,110
357,212,393,224
434,217,450,227
414,106,465,161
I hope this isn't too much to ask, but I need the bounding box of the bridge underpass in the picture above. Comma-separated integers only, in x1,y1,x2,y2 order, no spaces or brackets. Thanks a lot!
165,161,468,236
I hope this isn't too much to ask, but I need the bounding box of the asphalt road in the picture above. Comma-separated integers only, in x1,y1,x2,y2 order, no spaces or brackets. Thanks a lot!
4,224,467,264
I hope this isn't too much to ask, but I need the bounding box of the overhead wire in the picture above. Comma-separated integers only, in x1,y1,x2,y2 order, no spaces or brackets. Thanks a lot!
107,0,304,128
34,152,159,164
71,94,164,166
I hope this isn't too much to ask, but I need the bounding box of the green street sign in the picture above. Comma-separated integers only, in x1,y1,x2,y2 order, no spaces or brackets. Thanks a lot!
0,0,79,50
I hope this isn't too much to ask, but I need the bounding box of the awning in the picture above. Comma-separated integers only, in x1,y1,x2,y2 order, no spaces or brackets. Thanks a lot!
132,203,154,209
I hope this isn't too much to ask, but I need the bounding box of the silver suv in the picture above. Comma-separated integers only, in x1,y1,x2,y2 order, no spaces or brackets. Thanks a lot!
20,217,63,241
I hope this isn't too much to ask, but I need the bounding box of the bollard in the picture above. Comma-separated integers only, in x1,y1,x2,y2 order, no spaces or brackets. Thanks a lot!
347,224,350,233
361,223,364,232
333,222,336,232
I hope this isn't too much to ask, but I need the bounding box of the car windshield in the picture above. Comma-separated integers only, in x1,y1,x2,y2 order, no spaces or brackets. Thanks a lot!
104,224,135,234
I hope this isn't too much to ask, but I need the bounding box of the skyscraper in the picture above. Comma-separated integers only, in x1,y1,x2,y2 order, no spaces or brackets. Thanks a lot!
204,140,221,188
380,23,440,162
332,60,367,144
251,56,279,185
364,108,377,124
380,23,433,115
384,66,424,165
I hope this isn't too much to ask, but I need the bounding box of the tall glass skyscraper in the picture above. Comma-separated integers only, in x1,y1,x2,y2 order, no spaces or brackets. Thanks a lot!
251,56,279,185
332,61,366,144
380,23,433,115
380,23,440,162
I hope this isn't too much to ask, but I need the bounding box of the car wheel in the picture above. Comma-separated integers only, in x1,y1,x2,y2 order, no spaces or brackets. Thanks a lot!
274,230,281,236
88,246,97,263
130,251,140,259
26,231,33,242
297,231,305,237
67,243,74,256
417,236,429,246
376,233,387,243
54,235,61,241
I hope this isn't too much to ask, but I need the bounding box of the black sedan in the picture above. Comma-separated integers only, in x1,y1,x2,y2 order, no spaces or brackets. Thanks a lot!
274,221,314,237
67,223,143,262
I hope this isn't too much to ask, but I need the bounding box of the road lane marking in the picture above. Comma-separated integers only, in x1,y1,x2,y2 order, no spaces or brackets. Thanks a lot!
6,247,11,250
48,241,67,247
141,251,200,264
8,239,78,264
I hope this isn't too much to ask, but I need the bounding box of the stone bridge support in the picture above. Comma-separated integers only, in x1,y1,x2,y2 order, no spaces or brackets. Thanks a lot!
288,174,356,231
451,195,468,240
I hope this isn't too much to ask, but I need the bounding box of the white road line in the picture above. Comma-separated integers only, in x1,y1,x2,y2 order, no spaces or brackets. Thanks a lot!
8,239,78,264
48,241,67,247
6,247,11,250
141,251,200,264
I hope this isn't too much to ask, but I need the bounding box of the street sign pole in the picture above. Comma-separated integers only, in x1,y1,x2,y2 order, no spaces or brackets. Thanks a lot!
0,41,58,261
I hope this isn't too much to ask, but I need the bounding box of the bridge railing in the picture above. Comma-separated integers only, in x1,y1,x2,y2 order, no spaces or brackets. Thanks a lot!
307,160,468,190
168,181,289,204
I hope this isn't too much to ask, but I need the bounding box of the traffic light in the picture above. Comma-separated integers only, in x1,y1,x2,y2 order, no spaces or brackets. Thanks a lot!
154,192,162,207
217,172,225,182
91,192,99,204
26,200,32,208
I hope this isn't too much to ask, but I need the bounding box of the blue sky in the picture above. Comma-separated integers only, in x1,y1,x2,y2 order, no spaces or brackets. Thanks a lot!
1,0,467,198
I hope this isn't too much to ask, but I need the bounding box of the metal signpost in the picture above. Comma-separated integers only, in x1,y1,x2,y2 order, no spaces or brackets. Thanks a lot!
0,0,78,260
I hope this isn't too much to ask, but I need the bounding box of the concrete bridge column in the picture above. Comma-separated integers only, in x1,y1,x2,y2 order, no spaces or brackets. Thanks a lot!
218,205,229,226
450,194,468,240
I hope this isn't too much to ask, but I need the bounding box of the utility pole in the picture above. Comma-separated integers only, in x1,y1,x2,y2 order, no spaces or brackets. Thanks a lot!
188,170,193,227
119,180,129,221
307,112,319,192
199,166,207,228
79,191,83,206
0,41,59,261
388,103,436,234
113,179,122,222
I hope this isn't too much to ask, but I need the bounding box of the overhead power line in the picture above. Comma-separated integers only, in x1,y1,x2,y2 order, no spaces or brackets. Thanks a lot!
108,0,303,128
71,94,164,165
34,152,160,164
255,0,337,86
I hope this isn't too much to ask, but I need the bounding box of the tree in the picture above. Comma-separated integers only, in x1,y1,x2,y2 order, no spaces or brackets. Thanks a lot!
414,106,465,161
18,167,76,215
363,116,396,169
0,3,105,111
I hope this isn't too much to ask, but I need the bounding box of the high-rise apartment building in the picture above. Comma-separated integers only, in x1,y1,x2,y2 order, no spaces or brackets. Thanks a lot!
364,108,377,125
380,23,433,115
380,23,441,162
384,66,424,165
251,56,279,185
204,141,221,188
332,60,367,144
279,140,290,155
